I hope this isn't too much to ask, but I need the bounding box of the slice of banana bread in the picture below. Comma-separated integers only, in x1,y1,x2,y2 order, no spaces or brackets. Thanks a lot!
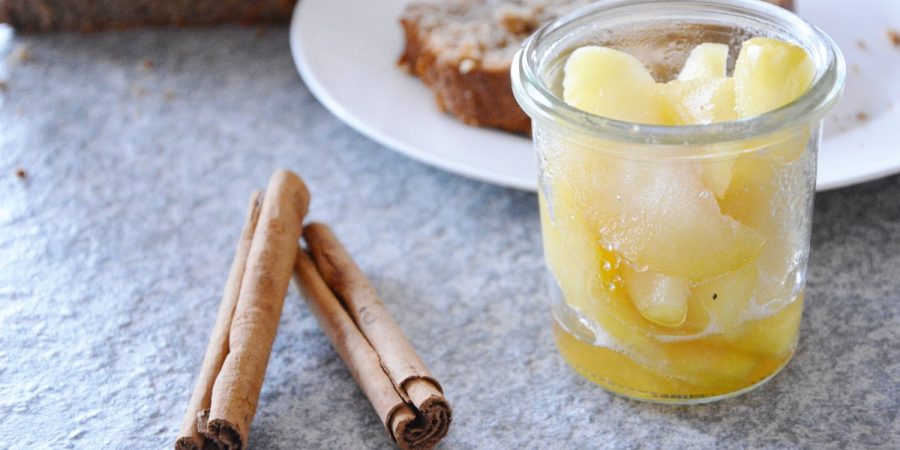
399,0,589,134
399,0,796,135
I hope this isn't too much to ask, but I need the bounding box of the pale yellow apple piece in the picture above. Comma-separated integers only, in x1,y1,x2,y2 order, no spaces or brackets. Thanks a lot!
559,78,759,276
753,237,801,313
621,265,691,327
765,127,812,164
574,162,765,281
662,342,760,387
732,38,814,164
553,323,698,397
720,155,777,226
539,185,599,317
722,155,809,312
730,294,804,359
659,77,739,196
734,37,815,118
660,77,737,125
678,43,729,81
540,179,670,364
680,294,713,336
690,265,758,336
563,46,668,125
700,159,736,199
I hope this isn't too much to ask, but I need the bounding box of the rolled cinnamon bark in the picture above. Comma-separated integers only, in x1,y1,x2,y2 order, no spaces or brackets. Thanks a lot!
175,192,263,450
293,252,419,442
298,223,451,450
190,169,309,450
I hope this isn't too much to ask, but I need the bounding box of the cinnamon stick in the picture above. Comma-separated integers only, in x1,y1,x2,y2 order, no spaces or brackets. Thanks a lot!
296,223,452,450
175,191,263,450
176,169,309,450
205,170,309,450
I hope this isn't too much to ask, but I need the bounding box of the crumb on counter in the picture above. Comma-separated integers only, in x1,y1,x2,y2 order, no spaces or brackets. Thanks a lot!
0,80,7,91
856,40,867,51
7,44,32,64
15,167,27,179
889,28,900,48
856,112,870,123
141,58,155,70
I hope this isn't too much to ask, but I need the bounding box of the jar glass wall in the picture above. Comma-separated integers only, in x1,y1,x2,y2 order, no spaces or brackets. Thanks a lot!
512,0,845,403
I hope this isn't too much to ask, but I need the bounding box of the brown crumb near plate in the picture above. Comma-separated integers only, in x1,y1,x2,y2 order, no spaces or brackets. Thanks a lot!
856,112,870,123
889,29,900,48
856,40,867,51
141,58,155,70
7,44,32,64
15,167,27,179
0,80,7,91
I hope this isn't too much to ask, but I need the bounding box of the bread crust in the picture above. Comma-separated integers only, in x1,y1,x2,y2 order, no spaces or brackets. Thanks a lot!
399,17,531,134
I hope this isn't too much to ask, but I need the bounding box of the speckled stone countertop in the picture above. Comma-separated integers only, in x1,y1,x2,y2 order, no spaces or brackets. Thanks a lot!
0,26,897,450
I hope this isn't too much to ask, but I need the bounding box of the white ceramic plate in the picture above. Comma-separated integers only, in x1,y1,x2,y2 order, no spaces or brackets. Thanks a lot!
290,0,900,191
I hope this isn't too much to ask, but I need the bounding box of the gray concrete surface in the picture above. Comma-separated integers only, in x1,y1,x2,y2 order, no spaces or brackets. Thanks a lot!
0,26,897,449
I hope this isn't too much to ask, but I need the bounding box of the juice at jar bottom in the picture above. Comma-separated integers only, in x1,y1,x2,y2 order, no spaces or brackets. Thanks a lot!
536,37,819,402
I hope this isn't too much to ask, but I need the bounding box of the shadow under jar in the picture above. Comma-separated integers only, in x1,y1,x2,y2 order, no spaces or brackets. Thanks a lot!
512,0,845,403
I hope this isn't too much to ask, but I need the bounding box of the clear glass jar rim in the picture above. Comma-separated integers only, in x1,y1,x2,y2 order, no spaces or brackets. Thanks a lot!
512,0,846,146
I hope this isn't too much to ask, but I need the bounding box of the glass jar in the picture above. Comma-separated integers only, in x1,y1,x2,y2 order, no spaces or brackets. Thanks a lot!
512,0,845,403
